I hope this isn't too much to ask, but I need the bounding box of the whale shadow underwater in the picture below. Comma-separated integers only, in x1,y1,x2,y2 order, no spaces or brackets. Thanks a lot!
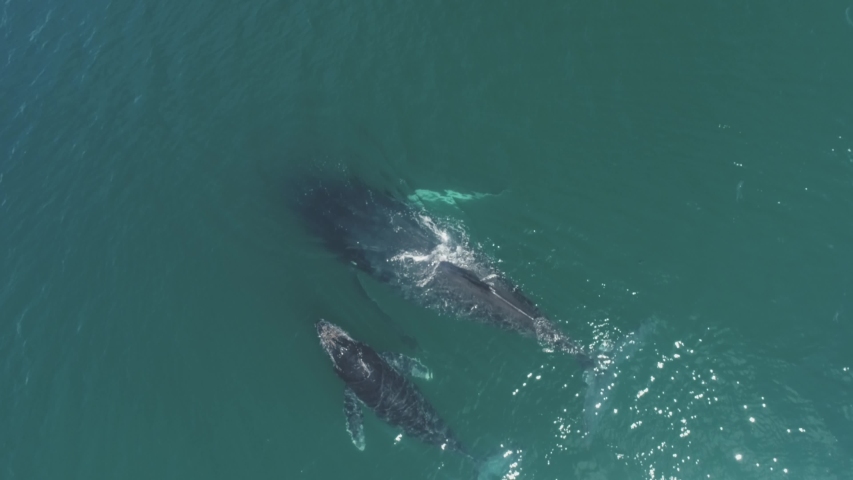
290,173,594,369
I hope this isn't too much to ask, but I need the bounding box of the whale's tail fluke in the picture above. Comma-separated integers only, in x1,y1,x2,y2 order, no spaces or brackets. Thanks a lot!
581,320,658,439
474,446,523,480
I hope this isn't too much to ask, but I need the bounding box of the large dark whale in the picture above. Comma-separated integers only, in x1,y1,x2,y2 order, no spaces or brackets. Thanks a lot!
293,175,593,368
316,319,469,455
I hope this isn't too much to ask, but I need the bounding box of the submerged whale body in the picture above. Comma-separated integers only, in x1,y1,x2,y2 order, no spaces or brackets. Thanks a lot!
293,176,439,282
293,175,591,367
316,320,468,454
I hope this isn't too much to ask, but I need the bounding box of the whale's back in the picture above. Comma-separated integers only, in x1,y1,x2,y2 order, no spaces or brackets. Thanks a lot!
292,176,440,277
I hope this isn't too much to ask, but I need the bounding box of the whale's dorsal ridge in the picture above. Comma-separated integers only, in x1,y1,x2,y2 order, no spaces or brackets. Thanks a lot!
435,261,492,293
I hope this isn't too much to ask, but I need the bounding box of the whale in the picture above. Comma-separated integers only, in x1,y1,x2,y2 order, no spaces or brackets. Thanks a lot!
316,319,469,455
316,320,520,477
292,175,592,368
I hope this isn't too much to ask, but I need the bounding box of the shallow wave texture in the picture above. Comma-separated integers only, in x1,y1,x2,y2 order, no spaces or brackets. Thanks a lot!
1,0,852,479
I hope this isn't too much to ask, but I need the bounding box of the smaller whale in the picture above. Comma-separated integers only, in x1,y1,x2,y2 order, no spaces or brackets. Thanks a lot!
316,319,468,456
316,321,521,478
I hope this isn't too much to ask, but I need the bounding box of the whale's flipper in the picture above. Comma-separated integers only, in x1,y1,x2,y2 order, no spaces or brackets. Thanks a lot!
407,188,498,210
343,387,366,450
380,352,433,380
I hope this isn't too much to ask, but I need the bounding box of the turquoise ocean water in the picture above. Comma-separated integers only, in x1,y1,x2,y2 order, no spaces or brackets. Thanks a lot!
2,1,852,478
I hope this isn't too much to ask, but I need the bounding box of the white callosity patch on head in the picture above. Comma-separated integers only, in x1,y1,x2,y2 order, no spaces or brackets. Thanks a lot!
318,322,374,379
318,322,354,361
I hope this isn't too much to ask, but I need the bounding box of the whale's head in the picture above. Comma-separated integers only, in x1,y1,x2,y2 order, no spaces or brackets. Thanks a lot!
317,320,353,354
316,320,372,381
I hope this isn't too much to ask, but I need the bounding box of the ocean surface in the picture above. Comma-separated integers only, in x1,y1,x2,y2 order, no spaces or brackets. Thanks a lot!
2,1,852,479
